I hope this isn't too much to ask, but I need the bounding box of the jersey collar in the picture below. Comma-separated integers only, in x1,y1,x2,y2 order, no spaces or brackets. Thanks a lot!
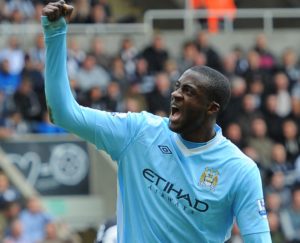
173,125,225,156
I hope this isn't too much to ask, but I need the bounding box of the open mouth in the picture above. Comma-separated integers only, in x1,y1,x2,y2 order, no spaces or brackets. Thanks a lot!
170,106,181,122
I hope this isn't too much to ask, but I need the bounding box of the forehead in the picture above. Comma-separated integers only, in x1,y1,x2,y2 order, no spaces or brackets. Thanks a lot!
178,70,208,87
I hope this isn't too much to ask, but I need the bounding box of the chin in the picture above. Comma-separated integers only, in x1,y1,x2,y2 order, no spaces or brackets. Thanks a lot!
168,121,181,133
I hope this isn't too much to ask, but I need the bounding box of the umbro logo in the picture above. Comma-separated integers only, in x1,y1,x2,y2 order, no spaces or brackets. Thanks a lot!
158,145,172,154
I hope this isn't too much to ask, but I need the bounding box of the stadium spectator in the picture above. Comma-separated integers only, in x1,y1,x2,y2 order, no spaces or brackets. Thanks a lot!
86,3,107,24
119,37,138,76
267,211,285,243
0,36,25,75
92,0,112,22
33,111,66,134
232,46,248,76
243,146,268,181
270,143,293,173
248,77,265,110
194,31,222,71
38,222,81,243
224,122,246,149
29,33,46,73
0,59,21,96
105,82,123,112
141,34,169,73
80,86,107,110
280,184,300,242
13,77,42,121
0,1,6,22
4,0,35,22
3,219,27,243
164,59,180,84
192,50,207,68
0,90,14,124
96,217,117,243
253,34,276,72
242,50,269,91
222,52,238,79
70,0,90,23
177,41,199,73
290,81,300,128
109,56,128,94
19,197,53,242
265,192,282,213
89,37,111,71
281,119,300,164
265,170,291,208
263,94,283,142
146,72,172,116
128,57,154,94
280,47,300,87
237,94,262,138
247,117,274,169
31,2,44,24
0,173,19,211
0,201,22,239
273,72,292,118
21,54,46,111
218,76,246,129
75,53,110,92
3,109,31,135
67,37,86,80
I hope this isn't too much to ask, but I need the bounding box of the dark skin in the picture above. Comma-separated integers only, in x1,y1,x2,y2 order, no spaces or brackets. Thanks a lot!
168,69,220,142
42,0,73,22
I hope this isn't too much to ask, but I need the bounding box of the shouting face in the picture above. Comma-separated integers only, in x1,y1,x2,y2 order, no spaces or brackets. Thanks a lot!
168,70,219,141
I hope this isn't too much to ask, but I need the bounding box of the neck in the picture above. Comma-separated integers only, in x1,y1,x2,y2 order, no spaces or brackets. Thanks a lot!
181,123,216,143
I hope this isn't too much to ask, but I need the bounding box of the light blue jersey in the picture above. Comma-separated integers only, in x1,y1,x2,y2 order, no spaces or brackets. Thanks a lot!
42,16,271,243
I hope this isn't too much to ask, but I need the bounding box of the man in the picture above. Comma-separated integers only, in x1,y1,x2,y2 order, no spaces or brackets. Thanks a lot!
42,1,271,242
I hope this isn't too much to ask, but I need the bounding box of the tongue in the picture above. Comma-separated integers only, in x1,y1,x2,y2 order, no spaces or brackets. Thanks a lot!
171,111,181,122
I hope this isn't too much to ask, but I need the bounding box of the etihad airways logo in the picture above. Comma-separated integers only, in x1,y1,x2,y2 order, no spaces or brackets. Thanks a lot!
143,168,209,214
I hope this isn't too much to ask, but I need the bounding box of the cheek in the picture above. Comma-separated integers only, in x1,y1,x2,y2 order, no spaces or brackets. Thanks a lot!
185,108,205,126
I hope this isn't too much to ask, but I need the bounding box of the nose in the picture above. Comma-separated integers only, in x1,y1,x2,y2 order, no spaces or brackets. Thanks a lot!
171,88,183,100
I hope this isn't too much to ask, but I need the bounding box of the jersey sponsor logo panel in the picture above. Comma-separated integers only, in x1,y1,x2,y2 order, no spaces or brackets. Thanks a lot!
143,168,209,214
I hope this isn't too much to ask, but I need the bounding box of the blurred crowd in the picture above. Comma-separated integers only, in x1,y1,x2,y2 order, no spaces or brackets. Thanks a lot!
0,0,113,24
0,2,300,242
0,171,80,242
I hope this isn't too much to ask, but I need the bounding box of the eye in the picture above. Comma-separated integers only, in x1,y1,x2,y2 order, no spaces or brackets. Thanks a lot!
182,85,195,96
174,82,180,91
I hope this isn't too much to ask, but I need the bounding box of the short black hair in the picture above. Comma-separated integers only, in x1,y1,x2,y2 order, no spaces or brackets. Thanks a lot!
190,65,231,112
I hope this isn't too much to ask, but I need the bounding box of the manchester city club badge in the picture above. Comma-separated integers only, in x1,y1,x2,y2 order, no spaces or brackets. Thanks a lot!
199,167,219,191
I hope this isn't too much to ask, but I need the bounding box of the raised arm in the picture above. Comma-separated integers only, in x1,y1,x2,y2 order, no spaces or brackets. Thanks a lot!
42,1,97,144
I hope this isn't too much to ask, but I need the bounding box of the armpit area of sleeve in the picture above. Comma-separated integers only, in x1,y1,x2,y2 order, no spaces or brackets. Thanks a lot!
242,231,272,243
41,16,67,38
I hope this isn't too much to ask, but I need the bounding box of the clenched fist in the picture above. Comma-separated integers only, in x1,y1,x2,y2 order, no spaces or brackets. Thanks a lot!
42,0,74,22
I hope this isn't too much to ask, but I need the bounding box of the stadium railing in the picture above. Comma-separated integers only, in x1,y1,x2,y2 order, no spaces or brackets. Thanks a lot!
0,8,300,37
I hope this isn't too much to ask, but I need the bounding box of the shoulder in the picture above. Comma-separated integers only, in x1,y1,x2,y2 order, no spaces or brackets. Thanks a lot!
139,111,168,127
220,138,257,173
128,111,170,139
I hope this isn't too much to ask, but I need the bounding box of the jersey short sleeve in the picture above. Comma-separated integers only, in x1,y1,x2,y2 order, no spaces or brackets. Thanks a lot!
94,111,144,161
233,165,270,235
243,232,272,243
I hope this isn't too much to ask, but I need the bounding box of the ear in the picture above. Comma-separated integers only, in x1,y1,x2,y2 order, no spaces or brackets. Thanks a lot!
207,101,220,115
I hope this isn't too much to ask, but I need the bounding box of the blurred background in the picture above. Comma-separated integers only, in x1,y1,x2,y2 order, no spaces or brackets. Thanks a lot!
0,0,300,242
